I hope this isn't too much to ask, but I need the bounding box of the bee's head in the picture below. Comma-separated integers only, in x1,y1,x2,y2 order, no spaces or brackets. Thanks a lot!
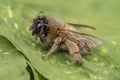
29,15,48,35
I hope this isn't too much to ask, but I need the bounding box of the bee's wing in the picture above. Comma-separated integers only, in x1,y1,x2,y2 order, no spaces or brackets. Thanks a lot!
63,30,102,53
68,23,96,30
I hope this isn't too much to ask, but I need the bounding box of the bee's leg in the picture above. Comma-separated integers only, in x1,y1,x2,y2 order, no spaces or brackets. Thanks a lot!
65,39,82,65
42,37,62,58
70,52,82,65
41,38,47,50
39,34,48,49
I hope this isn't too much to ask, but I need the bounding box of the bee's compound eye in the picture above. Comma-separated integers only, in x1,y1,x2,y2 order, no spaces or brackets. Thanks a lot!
37,23,42,28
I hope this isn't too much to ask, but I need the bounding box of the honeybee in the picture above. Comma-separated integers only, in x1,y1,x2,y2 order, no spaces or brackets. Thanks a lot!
29,13,102,65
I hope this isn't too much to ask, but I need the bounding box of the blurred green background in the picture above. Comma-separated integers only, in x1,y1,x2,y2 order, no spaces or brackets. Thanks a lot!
0,0,120,80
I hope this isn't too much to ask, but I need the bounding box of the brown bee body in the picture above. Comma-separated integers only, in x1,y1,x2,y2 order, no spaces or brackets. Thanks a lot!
29,14,102,65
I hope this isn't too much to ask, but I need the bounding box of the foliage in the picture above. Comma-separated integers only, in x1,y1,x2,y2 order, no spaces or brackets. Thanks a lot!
0,0,120,80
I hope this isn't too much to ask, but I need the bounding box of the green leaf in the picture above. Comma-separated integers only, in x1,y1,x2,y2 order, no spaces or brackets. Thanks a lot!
0,35,47,80
0,35,30,80
0,0,120,80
